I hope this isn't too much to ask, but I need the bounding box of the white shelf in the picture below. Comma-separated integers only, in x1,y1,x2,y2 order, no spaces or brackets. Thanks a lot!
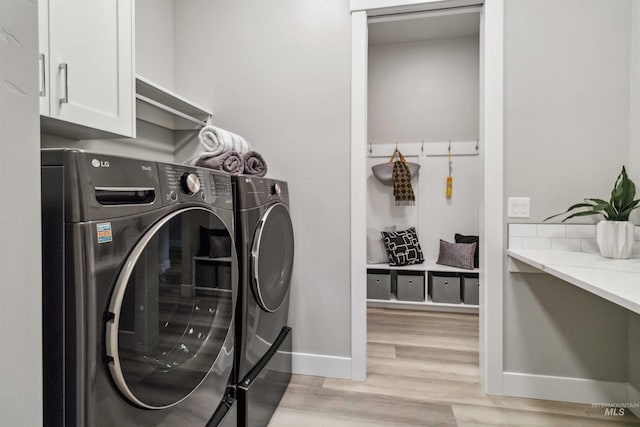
367,295,478,313
135,75,212,131
507,249,640,315
367,260,479,274
193,256,232,263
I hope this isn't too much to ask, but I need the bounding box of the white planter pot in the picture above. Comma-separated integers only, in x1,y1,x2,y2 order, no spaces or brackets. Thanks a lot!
595,220,635,259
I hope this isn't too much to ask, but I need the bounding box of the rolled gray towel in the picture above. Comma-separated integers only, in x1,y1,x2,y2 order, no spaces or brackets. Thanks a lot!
196,151,244,174
241,151,267,177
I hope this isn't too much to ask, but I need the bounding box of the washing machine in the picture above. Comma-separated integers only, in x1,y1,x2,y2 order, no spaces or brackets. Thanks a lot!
233,176,294,427
41,149,238,427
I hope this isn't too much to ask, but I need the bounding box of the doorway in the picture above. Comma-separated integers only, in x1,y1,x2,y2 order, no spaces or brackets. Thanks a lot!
350,0,504,396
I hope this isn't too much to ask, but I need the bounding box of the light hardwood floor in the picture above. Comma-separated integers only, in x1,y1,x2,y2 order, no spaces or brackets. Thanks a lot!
269,308,640,426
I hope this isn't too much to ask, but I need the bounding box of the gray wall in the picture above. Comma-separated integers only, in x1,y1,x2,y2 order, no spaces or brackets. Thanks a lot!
136,0,175,90
504,0,632,380
41,121,176,162
505,0,631,224
0,0,42,425
504,275,628,380
368,36,479,143
173,0,353,357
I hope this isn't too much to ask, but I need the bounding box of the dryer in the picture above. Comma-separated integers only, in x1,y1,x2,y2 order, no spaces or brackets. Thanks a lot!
41,149,237,426
233,176,294,427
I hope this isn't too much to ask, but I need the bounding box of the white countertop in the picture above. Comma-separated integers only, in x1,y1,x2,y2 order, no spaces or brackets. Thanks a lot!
507,249,640,315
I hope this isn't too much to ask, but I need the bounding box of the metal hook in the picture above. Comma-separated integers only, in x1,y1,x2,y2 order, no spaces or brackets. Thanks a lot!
475,139,479,151
369,143,372,155
421,141,424,154
395,141,398,151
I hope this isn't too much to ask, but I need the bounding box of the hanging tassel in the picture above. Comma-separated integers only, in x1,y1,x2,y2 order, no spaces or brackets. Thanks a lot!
446,140,453,198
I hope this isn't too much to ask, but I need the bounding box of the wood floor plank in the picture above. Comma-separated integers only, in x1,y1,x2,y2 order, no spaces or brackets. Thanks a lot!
368,330,479,352
368,355,479,383
271,381,457,426
395,344,479,364
368,342,397,359
452,403,640,426
267,309,640,426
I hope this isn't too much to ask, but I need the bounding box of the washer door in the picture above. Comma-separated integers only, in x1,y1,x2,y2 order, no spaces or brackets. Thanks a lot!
250,203,294,312
106,207,235,409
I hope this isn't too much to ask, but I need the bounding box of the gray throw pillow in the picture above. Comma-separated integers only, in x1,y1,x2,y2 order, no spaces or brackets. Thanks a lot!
436,240,477,270
367,225,396,264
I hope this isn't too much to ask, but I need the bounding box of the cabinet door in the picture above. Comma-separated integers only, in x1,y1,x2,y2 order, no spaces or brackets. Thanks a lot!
48,0,134,137
38,0,49,116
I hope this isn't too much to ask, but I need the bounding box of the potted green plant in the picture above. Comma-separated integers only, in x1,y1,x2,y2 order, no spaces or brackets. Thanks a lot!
545,166,639,259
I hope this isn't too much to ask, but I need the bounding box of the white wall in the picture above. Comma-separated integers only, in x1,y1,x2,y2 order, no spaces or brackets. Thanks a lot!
367,150,479,261
0,1,42,425
368,36,479,143
135,0,174,90
367,33,479,261
504,0,632,382
173,1,353,361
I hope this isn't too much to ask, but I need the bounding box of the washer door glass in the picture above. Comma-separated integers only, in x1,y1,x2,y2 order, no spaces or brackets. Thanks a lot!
251,203,294,312
106,207,235,409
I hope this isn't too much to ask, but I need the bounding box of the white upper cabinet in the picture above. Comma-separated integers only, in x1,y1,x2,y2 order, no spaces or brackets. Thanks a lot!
39,0,135,138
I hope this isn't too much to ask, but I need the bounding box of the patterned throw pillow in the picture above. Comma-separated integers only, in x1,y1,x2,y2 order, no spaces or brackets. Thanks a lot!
381,227,424,266
436,240,477,270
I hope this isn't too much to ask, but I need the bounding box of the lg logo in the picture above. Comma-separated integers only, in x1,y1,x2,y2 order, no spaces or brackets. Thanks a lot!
91,159,110,168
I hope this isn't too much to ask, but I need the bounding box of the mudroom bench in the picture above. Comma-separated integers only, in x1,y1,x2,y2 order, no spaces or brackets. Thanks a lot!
366,262,480,313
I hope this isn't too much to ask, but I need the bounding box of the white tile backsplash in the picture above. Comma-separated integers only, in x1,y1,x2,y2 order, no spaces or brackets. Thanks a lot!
536,224,566,238
509,224,538,237
508,237,523,250
581,238,600,254
522,237,552,250
551,238,581,252
508,223,601,254
566,224,596,239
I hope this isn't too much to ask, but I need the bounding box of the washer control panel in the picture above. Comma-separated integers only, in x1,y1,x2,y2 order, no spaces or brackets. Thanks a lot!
157,162,232,209
158,164,206,203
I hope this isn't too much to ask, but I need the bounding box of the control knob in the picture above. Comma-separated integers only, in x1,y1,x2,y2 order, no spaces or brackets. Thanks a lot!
180,173,201,195
269,183,281,196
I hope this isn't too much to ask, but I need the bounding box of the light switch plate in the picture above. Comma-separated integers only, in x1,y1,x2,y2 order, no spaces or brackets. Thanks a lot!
508,197,530,218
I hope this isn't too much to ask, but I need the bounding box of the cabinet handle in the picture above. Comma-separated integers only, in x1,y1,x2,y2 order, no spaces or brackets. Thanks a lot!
59,63,68,105
39,54,46,97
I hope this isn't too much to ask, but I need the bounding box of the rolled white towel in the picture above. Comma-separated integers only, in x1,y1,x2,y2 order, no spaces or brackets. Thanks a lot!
184,126,252,165
228,131,251,153
198,126,233,156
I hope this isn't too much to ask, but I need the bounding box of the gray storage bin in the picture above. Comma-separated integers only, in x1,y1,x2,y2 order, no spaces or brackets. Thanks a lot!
397,272,425,302
217,264,232,290
367,270,391,300
430,273,461,304
461,274,480,305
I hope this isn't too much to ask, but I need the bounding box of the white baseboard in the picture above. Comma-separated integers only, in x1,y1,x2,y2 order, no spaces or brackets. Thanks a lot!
503,372,628,404
291,351,352,380
628,384,640,418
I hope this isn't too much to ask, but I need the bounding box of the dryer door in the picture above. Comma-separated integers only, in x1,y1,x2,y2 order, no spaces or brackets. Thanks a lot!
105,207,236,410
250,203,295,312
